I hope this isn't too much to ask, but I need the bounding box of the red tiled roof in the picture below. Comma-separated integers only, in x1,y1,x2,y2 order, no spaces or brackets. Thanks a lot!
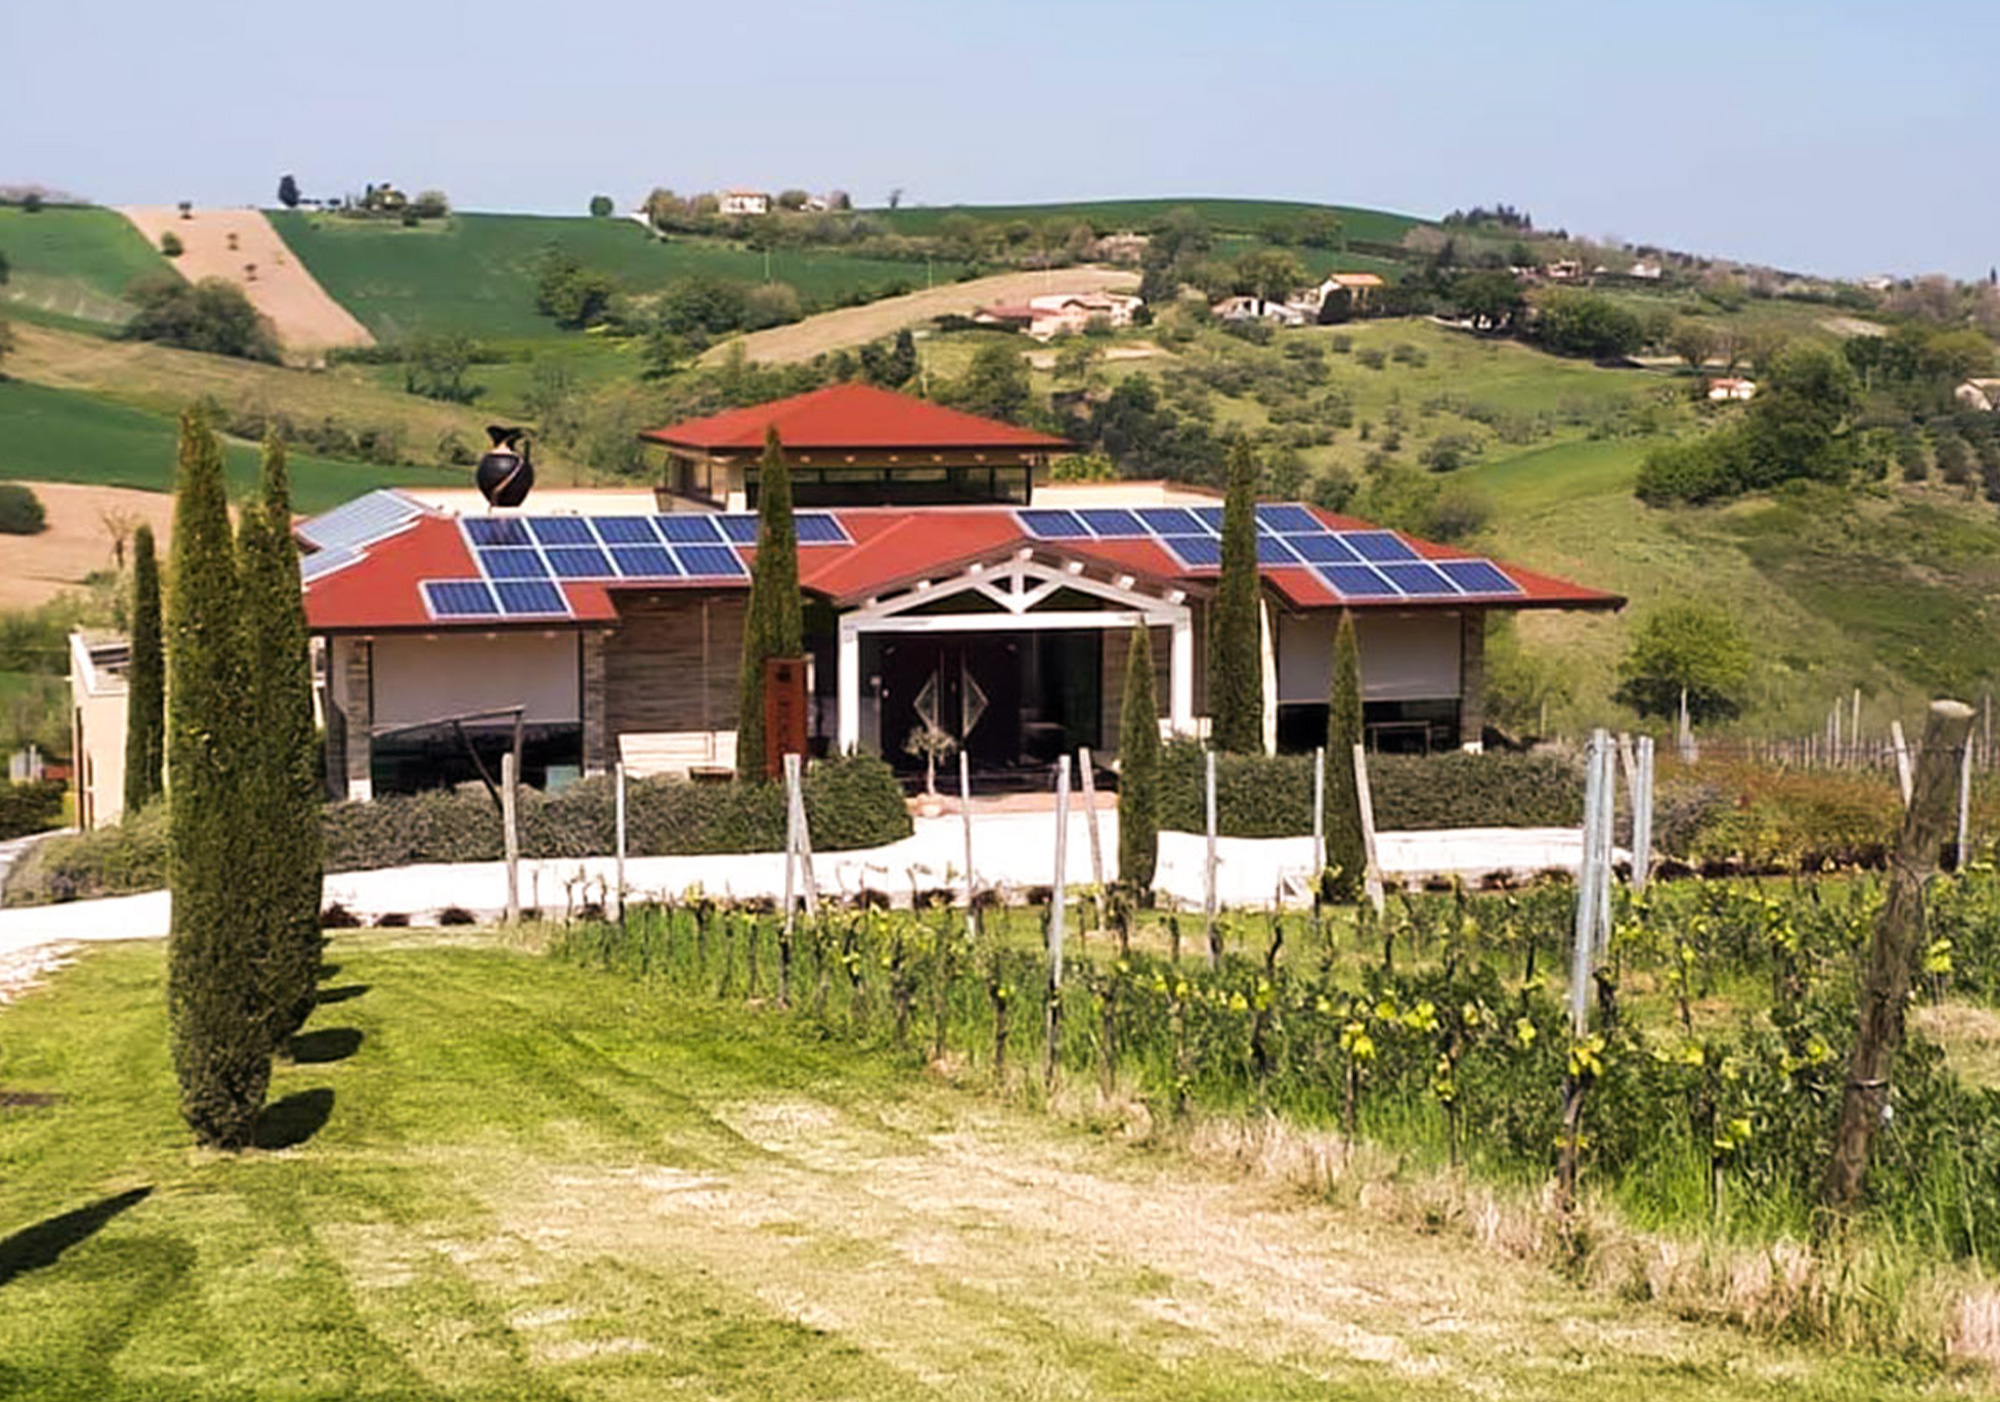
301,500,1620,634
638,383,1071,453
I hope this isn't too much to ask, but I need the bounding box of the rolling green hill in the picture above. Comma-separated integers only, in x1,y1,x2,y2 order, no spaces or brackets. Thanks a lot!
0,380,461,512
268,211,958,342
0,206,170,332
873,196,1424,247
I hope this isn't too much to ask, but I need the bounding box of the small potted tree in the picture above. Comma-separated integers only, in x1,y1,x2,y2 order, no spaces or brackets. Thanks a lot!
903,725,958,815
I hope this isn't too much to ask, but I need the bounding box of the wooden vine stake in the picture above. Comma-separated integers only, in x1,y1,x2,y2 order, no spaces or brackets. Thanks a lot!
1351,742,1386,917
501,750,521,925
1203,749,1220,967
1824,699,1974,1216
1045,755,1071,1091
613,760,627,926
1078,747,1107,938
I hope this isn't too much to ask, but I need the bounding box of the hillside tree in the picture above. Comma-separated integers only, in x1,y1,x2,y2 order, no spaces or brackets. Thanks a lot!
736,427,803,779
1323,609,1365,901
589,194,614,218
1207,439,1264,753
948,342,1032,423
123,524,165,814
166,407,271,1148
277,174,300,209
238,437,325,1043
0,316,13,373
1614,602,1752,724
1116,624,1161,892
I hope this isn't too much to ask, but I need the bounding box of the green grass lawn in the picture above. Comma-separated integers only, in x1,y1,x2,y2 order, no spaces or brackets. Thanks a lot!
873,197,1425,248
0,206,169,332
0,380,461,512
0,930,1945,1401
269,212,956,343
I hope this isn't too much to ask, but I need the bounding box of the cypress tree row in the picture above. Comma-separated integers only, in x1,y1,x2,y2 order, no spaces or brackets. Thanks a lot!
736,426,804,779
1207,439,1264,754
165,407,271,1148
238,436,325,1045
123,523,165,814
1323,609,1366,901
1116,623,1161,892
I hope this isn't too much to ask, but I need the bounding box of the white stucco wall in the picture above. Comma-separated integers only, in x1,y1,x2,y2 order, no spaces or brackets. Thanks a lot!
1276,610,1461,704
370,633,582,729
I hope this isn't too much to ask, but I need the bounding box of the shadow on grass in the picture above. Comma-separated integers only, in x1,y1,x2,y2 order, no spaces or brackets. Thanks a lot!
0,1187,152,1287
253,1089,335,1150
317,963,341,981
289,1028,363,1065
315,985,369,1006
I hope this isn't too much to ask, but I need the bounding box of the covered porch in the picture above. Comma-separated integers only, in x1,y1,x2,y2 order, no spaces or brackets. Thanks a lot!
832,550,1197,777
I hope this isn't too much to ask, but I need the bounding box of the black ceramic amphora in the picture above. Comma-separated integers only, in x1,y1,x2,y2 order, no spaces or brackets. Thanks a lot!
475,426,534,507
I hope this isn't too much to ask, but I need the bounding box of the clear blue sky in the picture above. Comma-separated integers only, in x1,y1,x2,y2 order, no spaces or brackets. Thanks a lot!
10,0,1995,278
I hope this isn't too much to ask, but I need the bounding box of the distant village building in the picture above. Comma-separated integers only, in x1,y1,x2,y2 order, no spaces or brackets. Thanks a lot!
1211,295,1306,327
1707,377,1757,402
1627,261,1664,280
1289,272,1386,319
1543,260,1585,282
1091,232,1151,264
973,292,1144,340
67,633,131,831
719,190,771,217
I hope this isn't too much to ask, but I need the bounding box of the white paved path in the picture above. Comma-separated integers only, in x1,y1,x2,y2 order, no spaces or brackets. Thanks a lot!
0,816,1605,948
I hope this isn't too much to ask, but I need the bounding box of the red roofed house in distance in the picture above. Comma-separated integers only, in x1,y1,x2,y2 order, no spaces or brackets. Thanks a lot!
72,384,1622,823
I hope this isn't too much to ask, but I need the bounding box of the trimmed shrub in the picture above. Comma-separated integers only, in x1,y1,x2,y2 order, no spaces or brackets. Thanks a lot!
1323,612,1364,897
1116,624,1160,890
123,525,165,813
0,779,64,839
6,754,910,905
0,484,47,535
1158,740,1583,836
1207,441,1263,754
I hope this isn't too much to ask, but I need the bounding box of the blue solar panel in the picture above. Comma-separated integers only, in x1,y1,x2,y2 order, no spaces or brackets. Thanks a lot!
1134,507,1204,536
657,515,723,544
464,517,530,547
527,516,595,546
1378,562,1461,596
1255,536,1301,566
1319,564,1400,598
494,580,569,616
1192,506,1225,534
1256,504,1321,535
610,545,678,578
1161,535,1222,568
298,490,422,552
1436,559,1520,595
676,545,746,577
1017,509,1089,539
424,580,498,616
545,546,615,579
478,548,548,580
795,514,850,545
1343,531,1418,563
1077,508,1145,538
593,516,661,545
717,515,761,545
1286,533,1360,565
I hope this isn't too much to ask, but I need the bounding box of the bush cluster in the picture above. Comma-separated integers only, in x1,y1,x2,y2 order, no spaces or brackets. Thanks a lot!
5,755,910,904
1154,740,1584,836
0,779,64,839
0,483,47,535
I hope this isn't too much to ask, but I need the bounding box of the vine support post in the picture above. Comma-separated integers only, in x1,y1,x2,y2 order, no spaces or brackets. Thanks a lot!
959,750,977,940
1891,719,1913,805
1204,748,1219,966
1078,747,1106,937
1046,755,1071,1091
1631,736,1655,893
614,760,627,927
1824,699,1974,1215
1957,738,1972,873
1351,742,1385,917
1312,745,1326,877
1570,729,1610,1037
501,750,521,925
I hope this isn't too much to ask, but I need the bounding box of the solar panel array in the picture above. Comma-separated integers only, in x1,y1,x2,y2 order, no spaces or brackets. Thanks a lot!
297,490,423,553
1014,503,1524,601
423,513,852,620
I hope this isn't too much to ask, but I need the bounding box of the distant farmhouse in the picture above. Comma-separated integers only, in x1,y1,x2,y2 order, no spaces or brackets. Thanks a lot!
974,292,1146,340
718,189,771,217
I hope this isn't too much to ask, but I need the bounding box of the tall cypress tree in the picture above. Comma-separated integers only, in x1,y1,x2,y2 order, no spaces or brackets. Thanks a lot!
736,426,803,779
123,524,165,814
1116,623,1161,892
1324,609,1366,901
166,406,271,1148
1207,439,1263,754
239,436,325,1044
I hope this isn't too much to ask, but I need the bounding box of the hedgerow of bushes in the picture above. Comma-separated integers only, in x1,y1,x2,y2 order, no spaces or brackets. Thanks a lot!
0,779,65,839
3,755,909,905
1155,740,1584,835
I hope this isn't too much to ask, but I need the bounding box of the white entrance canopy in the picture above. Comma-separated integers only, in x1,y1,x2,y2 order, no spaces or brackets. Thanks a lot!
835,548,1195,753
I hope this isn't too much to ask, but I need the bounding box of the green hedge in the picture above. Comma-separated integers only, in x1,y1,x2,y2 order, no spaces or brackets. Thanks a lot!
1155,739,1583,836
0,779,65,839
3,755,909,905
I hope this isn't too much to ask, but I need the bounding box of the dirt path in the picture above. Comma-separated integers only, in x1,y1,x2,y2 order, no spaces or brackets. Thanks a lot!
0,482,174,609
117,207,373,354
706,266,1142,366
